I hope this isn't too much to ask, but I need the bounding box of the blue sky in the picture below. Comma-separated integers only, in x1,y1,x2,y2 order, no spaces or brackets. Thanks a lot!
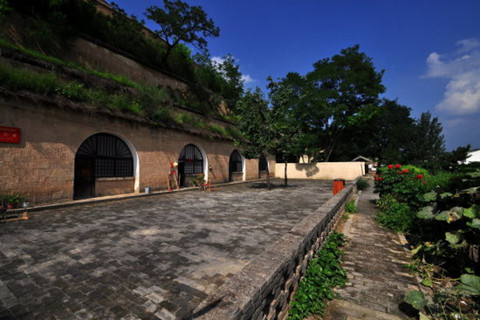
111,0,480,150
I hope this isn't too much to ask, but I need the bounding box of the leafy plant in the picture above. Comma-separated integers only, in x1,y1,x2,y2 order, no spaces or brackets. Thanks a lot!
375,164,428,210
404,275,480,320
457,274,480,297
345,200,357,213
2,193,25,207
288,232,347,320
356,177,370,191
376,196,414,232
404,290,428,311
0,63,58,94
190,173,206,188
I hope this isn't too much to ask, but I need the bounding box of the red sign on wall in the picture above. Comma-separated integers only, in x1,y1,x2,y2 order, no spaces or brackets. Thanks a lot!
0,126,21,144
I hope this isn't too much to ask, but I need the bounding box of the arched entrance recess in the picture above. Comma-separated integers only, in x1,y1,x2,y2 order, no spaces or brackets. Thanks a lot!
229,150,244,182
74,133,134,200
178,144,206,187
259,154,268,178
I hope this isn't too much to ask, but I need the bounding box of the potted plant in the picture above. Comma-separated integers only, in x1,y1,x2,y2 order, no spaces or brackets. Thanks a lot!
4,193,24,209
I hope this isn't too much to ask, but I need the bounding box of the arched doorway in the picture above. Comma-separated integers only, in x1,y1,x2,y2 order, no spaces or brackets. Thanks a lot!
178,144,205,187
259,154,268,178
229,150,243,182
74,133,134,199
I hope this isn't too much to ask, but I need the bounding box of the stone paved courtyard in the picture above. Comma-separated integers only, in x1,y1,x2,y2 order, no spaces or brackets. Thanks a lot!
0,180,332,320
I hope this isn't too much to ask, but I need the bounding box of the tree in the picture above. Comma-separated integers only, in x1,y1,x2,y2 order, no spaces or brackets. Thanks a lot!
274,45,385,161
216,54,244,110
408,111,446,171
370,99,415,165
145,0,220,65
235,88,274,189
442,144,471,170
267,78,302,186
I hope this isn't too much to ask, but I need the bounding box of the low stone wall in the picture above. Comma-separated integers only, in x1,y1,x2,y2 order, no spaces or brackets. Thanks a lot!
193,182,355,320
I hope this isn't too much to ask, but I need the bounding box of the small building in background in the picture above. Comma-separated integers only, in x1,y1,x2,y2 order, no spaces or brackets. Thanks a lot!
463,149,480,164
352,155,376,173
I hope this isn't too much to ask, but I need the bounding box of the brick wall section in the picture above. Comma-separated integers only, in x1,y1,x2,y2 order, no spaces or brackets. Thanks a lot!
0,91,274,204
95,177,135,197
193,183,355,320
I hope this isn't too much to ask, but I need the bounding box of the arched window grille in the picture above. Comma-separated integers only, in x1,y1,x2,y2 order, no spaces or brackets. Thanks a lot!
76,133,133,177
229,150,243,173
178,144,204,174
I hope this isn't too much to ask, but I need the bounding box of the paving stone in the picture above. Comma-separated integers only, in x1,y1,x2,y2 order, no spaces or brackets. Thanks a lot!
0,180,332,319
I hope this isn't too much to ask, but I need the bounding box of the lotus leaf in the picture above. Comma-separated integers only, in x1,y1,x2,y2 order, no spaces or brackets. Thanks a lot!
439,192,453,199
435,207,463,223
463,204,480,219
404,290,427,310
461,186,479,194
457,274,480,296
445,232,460,245
423,191,437,202
417,206,434,220
466,218,480,229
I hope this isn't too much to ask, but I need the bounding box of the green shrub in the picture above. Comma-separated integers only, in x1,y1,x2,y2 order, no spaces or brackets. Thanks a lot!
376,195,414,232
288,232,347,320
345,200,357,213
0,63,57,93
55,81,86,101
356,178,370,191
174,112,195,125
425,171,459,191
375,164,428,210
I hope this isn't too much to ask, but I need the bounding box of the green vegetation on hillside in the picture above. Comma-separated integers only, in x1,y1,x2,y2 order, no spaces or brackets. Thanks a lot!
0,51,240,140
0,0,244,113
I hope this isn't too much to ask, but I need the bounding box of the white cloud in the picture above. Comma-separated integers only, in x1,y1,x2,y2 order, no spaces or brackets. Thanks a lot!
426,38,480,115
457,38,480,53
425,52,449,78
211,56,255,84
241,74,254,84
211,56,224,67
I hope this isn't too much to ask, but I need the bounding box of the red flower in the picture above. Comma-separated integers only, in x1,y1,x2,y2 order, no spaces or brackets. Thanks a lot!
416,174,423,179
398,171,404,175
388,165,394,169
375,176,383,181
403,169,409,173
396,164,402,168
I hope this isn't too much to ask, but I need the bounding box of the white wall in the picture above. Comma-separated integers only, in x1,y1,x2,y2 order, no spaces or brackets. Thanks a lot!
465,150,480,164
275,162,365,180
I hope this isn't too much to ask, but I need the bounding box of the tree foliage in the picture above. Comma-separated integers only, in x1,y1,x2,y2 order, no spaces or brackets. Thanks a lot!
268,45,385,161
235,88,273,158
145,0,220,64
267,78,303,185
235,88,274,187
409,112,446,171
